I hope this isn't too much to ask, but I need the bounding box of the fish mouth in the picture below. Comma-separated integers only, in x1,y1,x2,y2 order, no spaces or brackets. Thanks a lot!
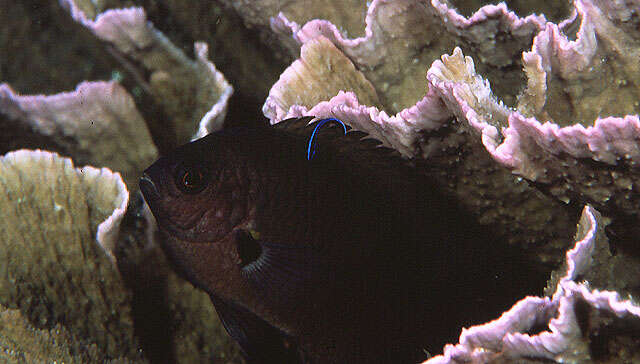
139,173,165,224
139,173,159,203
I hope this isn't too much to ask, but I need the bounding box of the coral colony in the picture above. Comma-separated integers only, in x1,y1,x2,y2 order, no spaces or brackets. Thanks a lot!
0,0,639,362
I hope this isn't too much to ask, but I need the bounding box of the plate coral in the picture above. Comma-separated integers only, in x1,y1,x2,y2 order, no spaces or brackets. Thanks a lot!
0,0,638,362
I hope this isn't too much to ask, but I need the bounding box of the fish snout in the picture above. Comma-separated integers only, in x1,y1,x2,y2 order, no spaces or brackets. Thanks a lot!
139,172,160,202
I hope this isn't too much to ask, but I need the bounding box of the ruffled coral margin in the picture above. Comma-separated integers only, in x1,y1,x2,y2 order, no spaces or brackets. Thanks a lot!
424,206,640,363
428,46,640,212
426,1,640,215
271,0,546,65
272,38,639,214
60,0,233,141
93,165,129,262
261,0,638,359
0,150,129,262
265,90,449,157
265,0,550,158
269,0,640,216
0,81,158,190
193,42,234,139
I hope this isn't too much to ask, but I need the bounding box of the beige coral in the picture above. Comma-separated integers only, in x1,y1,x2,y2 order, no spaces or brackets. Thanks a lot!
0,150,138,360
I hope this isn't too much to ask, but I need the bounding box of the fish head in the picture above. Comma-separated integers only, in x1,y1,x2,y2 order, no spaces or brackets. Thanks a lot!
141,134,227,241
139,133,255,298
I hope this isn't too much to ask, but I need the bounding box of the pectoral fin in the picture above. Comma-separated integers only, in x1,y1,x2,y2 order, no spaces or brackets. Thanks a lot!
209,294,301,364
237,230,331,306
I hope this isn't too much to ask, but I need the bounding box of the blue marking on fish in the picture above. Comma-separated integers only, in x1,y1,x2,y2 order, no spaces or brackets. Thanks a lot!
306,118,347,160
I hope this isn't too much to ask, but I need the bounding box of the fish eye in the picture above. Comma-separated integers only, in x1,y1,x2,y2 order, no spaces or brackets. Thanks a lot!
174,163,210,194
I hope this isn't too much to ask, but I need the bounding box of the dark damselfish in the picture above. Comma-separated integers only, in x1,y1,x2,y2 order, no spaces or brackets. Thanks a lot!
140,117,537,363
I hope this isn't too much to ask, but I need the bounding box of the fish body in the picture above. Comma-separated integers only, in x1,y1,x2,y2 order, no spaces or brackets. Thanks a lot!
140,118,536,363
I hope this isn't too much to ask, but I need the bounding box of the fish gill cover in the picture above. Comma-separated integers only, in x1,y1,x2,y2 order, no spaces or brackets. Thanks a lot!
0,0,639,362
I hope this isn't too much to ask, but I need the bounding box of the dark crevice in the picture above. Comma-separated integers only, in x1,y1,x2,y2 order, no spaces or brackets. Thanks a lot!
588,309,640,361
560,12,581,41
606,215,640,260
479,60,528,109
0,114,73,156
574,299,592,338
115,194,175,364
525,320,550,336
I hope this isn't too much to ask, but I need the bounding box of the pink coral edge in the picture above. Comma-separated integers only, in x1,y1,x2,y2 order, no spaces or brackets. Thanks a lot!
94,166,129,263
423,206,640,363
427,52,640,175
497,113,640,169
560,204,597,283
0,80,124,115
61,0,145,34
265,90,450,157
60,0,151,50
430,0,546,30
0,150,129,263
523,0,596,81
193,42,234,139
0,80,148,143
61,1,233,139
271,0,546,50
490,0,638,169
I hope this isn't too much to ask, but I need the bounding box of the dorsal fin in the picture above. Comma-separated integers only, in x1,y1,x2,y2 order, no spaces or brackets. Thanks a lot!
272,116,415,182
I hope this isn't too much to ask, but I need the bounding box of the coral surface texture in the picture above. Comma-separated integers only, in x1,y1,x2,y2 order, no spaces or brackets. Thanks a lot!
0,0,639,362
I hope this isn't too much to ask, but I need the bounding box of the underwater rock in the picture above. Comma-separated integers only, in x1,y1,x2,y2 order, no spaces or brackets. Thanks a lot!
0,150,140,360
61,0,233,143
424,206,640,363
0,81,157,190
